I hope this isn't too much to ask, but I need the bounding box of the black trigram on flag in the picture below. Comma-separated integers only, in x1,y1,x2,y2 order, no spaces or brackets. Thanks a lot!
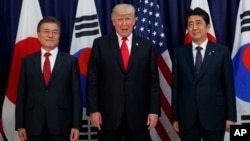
240,10,250,33
241,115,250,125
74,14,100,38
70,0,102,141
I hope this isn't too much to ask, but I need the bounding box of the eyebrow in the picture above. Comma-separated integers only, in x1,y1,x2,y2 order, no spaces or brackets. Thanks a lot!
42,29,59,31
188,20,203,23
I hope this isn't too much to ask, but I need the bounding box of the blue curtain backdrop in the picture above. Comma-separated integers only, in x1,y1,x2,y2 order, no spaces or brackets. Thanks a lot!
0,0,240,125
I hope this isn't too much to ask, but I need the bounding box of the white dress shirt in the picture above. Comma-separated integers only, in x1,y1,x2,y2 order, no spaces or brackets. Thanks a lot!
192,39,208,64
41,47,58,72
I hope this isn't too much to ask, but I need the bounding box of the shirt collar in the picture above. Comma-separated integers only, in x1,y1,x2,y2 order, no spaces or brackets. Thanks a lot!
41,47,58,57
192,38,208,51
116,33,133,42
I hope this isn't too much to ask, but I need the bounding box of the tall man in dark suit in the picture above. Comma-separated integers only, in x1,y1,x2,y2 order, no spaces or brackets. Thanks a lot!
87,3,160,141
172,7,237,141
15,17,82,141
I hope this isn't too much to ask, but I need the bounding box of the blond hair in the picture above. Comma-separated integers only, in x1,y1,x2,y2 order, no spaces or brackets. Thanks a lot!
111,4,135,20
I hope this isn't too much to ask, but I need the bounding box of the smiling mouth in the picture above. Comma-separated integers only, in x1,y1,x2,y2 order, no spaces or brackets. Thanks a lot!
192,32,200,35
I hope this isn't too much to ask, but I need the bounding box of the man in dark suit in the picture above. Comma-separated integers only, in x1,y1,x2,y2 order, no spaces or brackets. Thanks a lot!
172,7,237,141
15,16,82,141
87,3,160,141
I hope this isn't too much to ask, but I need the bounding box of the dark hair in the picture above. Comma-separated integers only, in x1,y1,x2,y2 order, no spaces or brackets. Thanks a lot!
185,7,210,26
37,16,61,32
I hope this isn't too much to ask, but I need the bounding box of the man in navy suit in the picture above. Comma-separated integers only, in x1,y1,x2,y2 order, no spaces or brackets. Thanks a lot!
87,3,160,141
172,7,237,141
15,17,82,141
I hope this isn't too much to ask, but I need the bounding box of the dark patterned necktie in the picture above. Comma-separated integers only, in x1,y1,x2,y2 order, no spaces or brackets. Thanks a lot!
121,37,129,70
43,52,51,85
195,47,202,76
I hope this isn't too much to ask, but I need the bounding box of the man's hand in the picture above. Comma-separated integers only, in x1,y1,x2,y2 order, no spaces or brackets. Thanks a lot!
90,112,102,130
173,121,179,132
18,128,27,141
70,128,80,141
147,114,158,129
226,120,235,132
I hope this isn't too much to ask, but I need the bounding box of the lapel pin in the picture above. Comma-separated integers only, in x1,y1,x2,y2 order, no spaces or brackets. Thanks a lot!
136,43,139,46
209,50,215,56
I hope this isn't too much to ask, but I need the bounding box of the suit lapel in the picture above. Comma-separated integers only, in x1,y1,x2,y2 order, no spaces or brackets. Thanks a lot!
110,34,127,72
198,41,215,79
33,51,44,84
48,51,64,85
127,35,140,72
185,44,196,78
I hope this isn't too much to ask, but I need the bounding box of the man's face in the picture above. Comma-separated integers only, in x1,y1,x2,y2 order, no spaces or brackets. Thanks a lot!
112,13,135,37
187,15,210,44
37,23,60,51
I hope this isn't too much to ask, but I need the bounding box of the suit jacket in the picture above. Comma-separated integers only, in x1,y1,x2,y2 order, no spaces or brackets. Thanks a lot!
15,50,82,135
87,33,160,131
172,41,237,130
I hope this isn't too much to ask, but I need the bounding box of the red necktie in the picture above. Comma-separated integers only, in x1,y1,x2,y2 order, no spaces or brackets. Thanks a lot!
43,52,51,85
121,37,129,70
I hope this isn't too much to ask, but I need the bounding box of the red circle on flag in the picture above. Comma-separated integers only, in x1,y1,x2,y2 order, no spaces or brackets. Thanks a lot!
78,48,92,76
6,37,41,104
242,45,250,71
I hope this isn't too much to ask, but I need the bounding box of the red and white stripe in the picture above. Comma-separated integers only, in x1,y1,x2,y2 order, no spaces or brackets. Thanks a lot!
150,50,181,141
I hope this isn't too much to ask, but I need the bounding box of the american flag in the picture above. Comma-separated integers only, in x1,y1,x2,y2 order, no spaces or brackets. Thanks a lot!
134,0,180,140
